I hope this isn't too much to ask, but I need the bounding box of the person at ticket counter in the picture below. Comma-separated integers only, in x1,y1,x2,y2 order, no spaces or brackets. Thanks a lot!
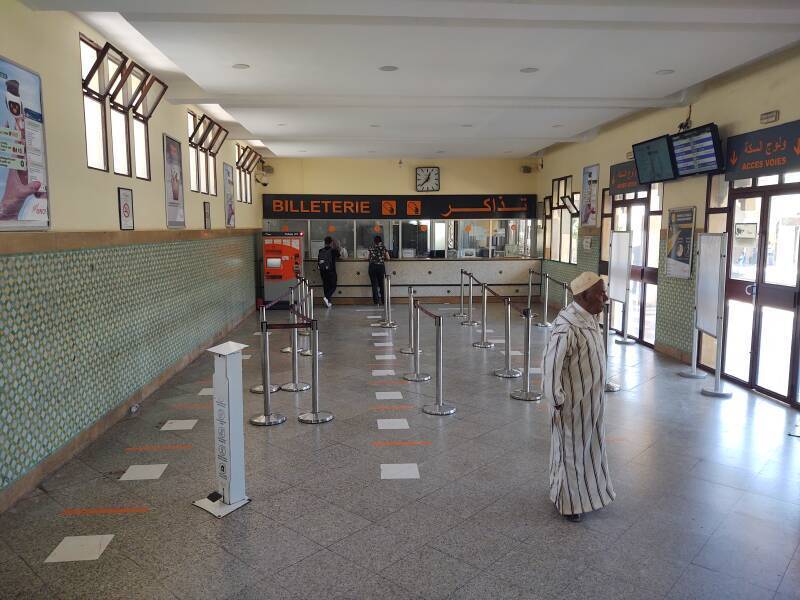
318,236,341,308
543,271,615,523
367,235,390,305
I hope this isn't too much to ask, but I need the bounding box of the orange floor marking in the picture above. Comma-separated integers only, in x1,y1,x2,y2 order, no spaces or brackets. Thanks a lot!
370,404,416,411
61,507,150,516
173,402,211,410
370,441,432,447
124,443,193,452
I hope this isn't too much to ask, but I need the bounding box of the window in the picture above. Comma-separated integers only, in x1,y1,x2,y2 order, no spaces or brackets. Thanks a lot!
456,220,491,258
188,112,199,191
310,220,354,257
132,118,149,179
208,155,217,195
110,108,130,175
544,176,577,264
356,220,398,259
80,37,107,170
235,144,255,203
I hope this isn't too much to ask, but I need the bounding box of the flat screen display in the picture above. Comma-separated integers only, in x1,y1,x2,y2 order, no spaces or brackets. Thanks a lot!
632,135,677,184
671,123,724,177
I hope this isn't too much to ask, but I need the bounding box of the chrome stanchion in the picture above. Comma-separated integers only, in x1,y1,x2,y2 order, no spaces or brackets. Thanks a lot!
473,283,495,348
300,288,323,357
399,286,418,355
423,315,456,416
250,306,286,426
603,302,621,393
461,274,479,327
281,287,299,353
298,319,334,424
495,298,522,378
536,274,552,328
280,307,310,392
453,269,468,319
380,274,398,329
527,268,534,311
298,279,310,337
679,307,707,379
562,281,569,310
511,308,541,401
404,302,431,382
614,281,636,345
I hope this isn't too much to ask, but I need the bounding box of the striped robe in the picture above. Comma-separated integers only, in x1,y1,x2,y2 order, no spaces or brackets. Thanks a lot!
543,301,615,516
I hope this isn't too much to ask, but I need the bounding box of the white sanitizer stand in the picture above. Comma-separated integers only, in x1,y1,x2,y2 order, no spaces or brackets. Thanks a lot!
193,341,250,518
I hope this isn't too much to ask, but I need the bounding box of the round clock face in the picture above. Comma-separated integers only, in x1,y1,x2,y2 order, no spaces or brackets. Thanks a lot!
416,167,440,192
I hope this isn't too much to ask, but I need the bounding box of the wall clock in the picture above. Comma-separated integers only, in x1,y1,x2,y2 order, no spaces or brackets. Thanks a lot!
416,166,440,192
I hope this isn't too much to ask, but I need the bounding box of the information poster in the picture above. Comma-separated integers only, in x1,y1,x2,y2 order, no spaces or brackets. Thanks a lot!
163,135,185,228
666,207,695,279
580,164,599,227
223,162,235,228
118,187,134,230
0,56,49,230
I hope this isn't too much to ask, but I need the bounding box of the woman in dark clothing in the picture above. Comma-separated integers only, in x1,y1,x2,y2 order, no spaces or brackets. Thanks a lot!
367,235,390,305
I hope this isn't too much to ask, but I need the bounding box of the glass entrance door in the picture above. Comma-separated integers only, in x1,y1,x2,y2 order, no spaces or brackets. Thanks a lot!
612,202,648,340
724,193,800,400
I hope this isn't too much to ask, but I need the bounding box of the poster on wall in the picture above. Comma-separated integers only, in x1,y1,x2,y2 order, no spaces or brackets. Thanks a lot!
163,134,185,228
666,207,695,279
203,201,211,230
223,162,235,228
0,56,49,230
580,164,599,227
118,187,134,230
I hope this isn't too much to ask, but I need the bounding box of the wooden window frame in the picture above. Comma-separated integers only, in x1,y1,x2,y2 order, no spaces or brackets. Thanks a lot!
80,36,109,172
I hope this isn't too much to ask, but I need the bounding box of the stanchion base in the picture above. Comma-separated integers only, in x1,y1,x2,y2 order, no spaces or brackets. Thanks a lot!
453,312,468,319
701,387,733,398
678,370,707,379
280,382,311,392
461,320,479,327
423,403,456,416
605,382,621,393
193,496,249,518
280,346,300,354
535,322,551,328
510,390,542,401
298,411,334,424
494,368,522,379
299,350,323,357
473,341,495,349
380,321,398,329
614,338,636,345
250,384,280,394
398,347,417,355
298,331,310,337
404,372,432,382
249,413,287,426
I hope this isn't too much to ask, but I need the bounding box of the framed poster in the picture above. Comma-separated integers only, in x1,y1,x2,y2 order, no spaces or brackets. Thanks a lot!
580,164,599,227
118,187,134,230
666,207,695,279
0,56,50,230
163,134,185,228
203,201,211,230
223,162,235,228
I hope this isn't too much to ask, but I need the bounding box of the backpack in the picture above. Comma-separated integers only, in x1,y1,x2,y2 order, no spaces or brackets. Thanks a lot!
318,246,334,272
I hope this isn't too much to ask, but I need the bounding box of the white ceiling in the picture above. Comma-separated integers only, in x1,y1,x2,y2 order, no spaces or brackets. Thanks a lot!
28,0,800,158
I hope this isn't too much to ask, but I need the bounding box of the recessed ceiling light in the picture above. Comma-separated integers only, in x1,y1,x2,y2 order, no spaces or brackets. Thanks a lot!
232,63,250,70
520,67,539,73
460,124,473,128
378,65,399,72
552,124,563,128
369,124,381,128
277,123,287,127
298,150,307,153
368,150,376,153
435,150,445,154
504,150,513,154
656,69,675,75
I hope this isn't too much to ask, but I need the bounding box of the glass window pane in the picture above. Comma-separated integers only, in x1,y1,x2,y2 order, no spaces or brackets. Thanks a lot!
199,150,207,194
764,194,800,286
83,95,105,169
559,180,566,199
614,206,627,231
561,211,572,263
601,217,611,262
731,196,761,281
189,146,198,191
570,217,578,264
625,192,635,200
110,108,129,175
756,306,793,397
647,214,661,268
611,300,623,332
535,219,544,257
602,189,611,215
208,155,216,194
649,183,663,211
552,181,558,203
133,119,149,179
551,211,561,261
402,220,432,257
637,189,648,199
544,220,551,260
565,177,572,197
709,174,729,208
492,219,525,257
630,205,646,267
627,280,642,338
79,40,100,92
784,171,800,184
757,174,780,186
707,212,727,234
311,221,354,259
456,220,490,258
723,299,754,381
700,332,716,369
356,220,397,258
644,284,657,345
733,178,752,189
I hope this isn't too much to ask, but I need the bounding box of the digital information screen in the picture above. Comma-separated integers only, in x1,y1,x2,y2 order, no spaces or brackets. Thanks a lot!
632,136,677,184
672,125,722,177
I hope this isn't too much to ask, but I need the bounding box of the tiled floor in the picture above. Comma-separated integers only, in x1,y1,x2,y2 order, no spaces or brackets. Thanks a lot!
2,302,800,599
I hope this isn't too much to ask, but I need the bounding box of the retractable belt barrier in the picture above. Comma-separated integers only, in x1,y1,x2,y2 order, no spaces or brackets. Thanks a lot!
510,306,542,402
377,274,398,329
399,286,420,355
406,301,456,417
453,269,469,319
250,285,294,395
473,280,496,349
527,267,542,313
460,272,479,327
536,273,570,328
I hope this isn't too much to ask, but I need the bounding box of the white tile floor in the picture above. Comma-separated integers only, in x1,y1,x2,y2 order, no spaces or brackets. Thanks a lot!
375,391,403,400
160,419,198,431
374,342,394,347
372,332,389,337
197,388,214,396
118,464,168,481
380,463,420,480
372,369,395,376
375,354,397,360
44,535,114,563
377,418,410,430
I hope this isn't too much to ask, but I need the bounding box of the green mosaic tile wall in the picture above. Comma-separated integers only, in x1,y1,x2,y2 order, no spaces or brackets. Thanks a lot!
0,236,255,490
654,238,695,355
542,233,601,307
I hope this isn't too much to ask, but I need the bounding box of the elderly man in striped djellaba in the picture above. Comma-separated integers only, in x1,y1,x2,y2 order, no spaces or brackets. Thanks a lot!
542,271,615,522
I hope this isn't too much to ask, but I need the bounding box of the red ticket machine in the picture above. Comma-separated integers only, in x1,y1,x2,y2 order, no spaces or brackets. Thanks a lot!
261,231,303,306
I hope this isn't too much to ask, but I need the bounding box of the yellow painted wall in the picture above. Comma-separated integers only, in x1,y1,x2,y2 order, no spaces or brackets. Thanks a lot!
264,158,538,195
1,1,262,232
538,45,800,222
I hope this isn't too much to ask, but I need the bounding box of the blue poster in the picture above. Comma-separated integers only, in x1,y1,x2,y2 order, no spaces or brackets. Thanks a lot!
0,56,49,229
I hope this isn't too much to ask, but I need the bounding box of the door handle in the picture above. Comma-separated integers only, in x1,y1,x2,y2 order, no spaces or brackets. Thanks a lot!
745,284,757,297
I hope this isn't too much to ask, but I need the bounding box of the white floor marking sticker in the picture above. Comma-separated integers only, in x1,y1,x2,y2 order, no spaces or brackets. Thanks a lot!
198,388,214,396
119,464,168,481
375,354,397,360
377,418,410,430
488,339,505,344
375,391,403,400
530,367,543,374
45,535,114,563
242,354,251,360
367,315,382,319
381,464,420,480
371,332,389,337
161,419,198,431
501,350,524,356
356,308,384,312
374,342,394,347
372,369,395,376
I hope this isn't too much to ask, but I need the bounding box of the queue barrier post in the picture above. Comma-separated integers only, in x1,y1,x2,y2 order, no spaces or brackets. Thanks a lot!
399,286,419,355
511,308,542,401
494,298,522,378
300,288,323,357
281,287,300,354
603,302,621,393
423,314,456,416
298,319,334,424
536,274,552,328
473,283,495,349
404,301,431,382
453,270,468,319
380,274,398,329
249,306,287,426
298,279,310,337
279,304,310,392
678,306,707,380
527,268,534,312
461,274,479,327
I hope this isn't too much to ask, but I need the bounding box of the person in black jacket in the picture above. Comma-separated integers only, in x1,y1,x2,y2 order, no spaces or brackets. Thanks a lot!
367,235,390,305
318,236,340,307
